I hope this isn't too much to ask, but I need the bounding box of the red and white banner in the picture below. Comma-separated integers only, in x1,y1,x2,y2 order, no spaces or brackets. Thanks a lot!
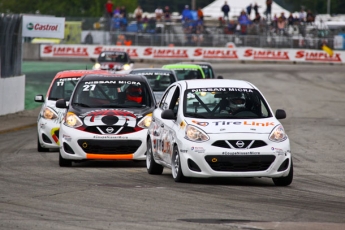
40,44,345,64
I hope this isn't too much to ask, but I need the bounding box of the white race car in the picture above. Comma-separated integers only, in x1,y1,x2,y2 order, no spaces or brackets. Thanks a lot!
91,51,134,74
146,79,293,186
55,73,156,167
34,70,109,152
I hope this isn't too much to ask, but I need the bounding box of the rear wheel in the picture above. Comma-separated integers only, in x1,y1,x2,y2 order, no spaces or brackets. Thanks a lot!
171,145,190,183
272,160,293,186
37,136,49,152
146,138,164,174
59,151,72,167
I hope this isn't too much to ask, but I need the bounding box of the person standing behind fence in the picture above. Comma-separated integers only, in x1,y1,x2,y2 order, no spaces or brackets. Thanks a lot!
221,1,230,22
134,6,143,31
164,6,171,22
105,0,114,18
266,0,272,19
197,7,204,21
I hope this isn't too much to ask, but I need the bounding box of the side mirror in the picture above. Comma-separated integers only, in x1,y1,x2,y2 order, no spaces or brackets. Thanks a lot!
217,76,224,79
275,109,286,119
56,99,68,109
34,94,45,103
161,109,175,120
90,58,96,63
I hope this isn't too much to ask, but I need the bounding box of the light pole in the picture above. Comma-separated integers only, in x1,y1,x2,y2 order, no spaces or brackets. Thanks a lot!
191,0,196,10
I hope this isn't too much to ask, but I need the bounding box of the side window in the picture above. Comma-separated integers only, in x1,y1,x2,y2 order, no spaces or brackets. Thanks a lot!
169,87,180,116
159,85,176,110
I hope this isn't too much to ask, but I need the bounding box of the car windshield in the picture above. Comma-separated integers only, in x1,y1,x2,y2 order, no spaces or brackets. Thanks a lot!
72,79,151,108
98,52,128,63
48,77,80,101
171,68,204,80
130,70,176,91
183,88,272,119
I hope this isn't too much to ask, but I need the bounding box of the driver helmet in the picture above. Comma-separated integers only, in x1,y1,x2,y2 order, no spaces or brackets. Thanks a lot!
126,85,143,103
229,92,246,112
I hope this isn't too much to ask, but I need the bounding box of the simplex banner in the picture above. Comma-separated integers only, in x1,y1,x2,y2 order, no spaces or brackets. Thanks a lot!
23,16,65,38
40,44,345,64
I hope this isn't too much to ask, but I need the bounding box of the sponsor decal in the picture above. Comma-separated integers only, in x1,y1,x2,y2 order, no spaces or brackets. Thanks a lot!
244,49,290,60
143,47,188,58
93,136,129,139
193,48,238,59
191,146,205,153
212,121,242,126
271,147,285,155
222,151,260,155
295,51,342,62
212,120,274,126
180,121,186,128
180,149,188,153
191,88,253,93
27,22,60,31
83,81,141,85
244,121,274,127
192,120,209,126
43,46,89,57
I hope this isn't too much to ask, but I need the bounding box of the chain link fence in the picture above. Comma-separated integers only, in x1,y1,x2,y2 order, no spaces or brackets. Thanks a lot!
0,14,22,78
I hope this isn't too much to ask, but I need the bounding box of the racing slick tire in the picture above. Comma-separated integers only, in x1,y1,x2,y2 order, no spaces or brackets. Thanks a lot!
59,151,72,167
146,138,164,175
272,160,293,186
37,136,49,152
172,145,190,183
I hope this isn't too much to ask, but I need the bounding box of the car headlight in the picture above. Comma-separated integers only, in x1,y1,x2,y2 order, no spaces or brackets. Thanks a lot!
185,124,209,142
137,114,152,128
269,125,287,142
122,64,130,70
43,107,58,119
64,112,83,128
93,63,101,70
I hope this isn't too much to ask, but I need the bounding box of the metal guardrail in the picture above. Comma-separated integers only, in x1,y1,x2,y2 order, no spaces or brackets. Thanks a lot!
0,14,22,78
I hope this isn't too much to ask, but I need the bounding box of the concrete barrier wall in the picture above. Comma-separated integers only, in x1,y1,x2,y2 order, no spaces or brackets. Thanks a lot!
23,43,40,60
0,75,25,116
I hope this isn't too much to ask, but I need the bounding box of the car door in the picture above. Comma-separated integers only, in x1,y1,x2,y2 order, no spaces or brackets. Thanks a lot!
152,85,178,164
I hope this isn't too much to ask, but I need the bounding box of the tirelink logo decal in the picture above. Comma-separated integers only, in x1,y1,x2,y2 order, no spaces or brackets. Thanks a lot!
26,23,34,30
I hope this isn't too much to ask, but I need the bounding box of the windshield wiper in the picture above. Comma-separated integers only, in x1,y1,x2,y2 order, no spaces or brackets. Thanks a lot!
185,113,206,118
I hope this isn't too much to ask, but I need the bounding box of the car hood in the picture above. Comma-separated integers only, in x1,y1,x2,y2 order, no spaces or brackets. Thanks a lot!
184,117,280,134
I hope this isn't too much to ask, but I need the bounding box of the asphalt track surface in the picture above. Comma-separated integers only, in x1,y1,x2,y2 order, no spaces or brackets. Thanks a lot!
1,62,345,230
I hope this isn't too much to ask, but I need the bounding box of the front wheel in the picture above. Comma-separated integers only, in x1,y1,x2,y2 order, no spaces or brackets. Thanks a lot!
146,138,164,175
171,145,190,183
59,151,72,167
272,160,293,186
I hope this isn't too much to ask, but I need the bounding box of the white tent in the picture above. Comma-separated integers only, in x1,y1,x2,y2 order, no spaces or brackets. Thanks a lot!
202,0,291,20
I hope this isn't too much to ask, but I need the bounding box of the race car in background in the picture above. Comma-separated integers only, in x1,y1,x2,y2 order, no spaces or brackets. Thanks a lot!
146,79,293,186
55,73,156,167
34,70,110,152
91,51,134,73
162,63,206,80
179,62,223,79
130,68,178,102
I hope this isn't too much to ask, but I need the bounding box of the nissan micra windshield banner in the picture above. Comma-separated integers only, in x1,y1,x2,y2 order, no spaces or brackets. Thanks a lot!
23,15,65,38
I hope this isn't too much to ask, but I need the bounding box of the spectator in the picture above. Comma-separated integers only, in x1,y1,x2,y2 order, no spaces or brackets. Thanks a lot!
287,13,295,26
84,32,93,44
113,6,120,16
306,10,315,24
111,14,121,31
277,16,286,35
226,20,237,34
164,6,171,22
155,6,163,22
246,4,252,18
299,8,307,22
134,6,143,31
238,10,251,35
266,0,272,19
221,1,231,22
197,7,204,21
105,0,114,18
182,5,193,23
253,12,261,24
120,14,128,31
253,2,260,16
120,6,127,19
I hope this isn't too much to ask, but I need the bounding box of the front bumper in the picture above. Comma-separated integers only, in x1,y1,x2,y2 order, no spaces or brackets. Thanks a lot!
177,133,291,178
37,117,60,149
59,124,148,161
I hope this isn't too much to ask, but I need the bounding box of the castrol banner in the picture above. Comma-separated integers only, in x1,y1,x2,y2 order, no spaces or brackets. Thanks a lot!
23,16,65,38
40,44,345,64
